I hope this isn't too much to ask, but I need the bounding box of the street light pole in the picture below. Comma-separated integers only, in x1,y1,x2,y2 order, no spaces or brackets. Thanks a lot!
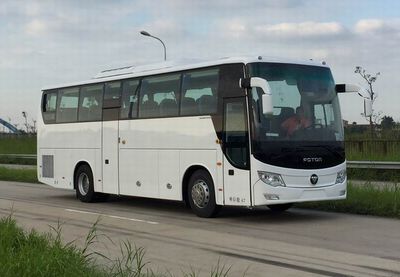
140,30,167,61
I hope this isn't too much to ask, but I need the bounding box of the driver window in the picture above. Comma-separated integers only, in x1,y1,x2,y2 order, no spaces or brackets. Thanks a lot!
224,99,249,169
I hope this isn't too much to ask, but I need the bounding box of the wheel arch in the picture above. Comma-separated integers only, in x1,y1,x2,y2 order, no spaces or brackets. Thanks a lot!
181,164,215,204
73,160,93,190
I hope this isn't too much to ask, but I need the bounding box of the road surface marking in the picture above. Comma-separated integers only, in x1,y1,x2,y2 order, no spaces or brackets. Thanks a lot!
65,208,159,225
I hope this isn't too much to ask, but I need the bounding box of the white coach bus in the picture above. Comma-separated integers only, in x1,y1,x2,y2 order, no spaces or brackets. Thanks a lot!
38,56,361,217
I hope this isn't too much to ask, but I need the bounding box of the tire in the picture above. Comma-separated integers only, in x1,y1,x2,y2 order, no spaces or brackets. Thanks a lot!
75,164,97,203
187,169,220,218
267,203,293,212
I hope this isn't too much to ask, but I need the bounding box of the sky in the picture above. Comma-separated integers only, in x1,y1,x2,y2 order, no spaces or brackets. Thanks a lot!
1,0,400,127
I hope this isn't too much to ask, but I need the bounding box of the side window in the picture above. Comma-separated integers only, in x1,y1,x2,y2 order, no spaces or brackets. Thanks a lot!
79,84,103,122
103,82,121,108
224,99,249,169
42,91,57,124
120,79,140,119
181,68,219,116
56,87,79,123
139,74,180,118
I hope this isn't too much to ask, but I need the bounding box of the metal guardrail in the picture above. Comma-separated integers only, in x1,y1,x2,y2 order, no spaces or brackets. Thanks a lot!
0,154,37,160
346,161,400,170
0,154,399,169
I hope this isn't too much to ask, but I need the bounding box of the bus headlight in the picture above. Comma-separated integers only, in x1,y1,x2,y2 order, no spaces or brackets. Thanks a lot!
335,169,346,184
258,171,286,187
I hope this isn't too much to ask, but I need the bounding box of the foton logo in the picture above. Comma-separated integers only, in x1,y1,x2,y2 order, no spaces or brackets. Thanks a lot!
303,157,323,163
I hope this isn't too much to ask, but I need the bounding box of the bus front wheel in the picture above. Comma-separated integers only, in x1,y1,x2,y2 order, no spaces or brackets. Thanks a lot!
75,164,96,203
188,169,220,218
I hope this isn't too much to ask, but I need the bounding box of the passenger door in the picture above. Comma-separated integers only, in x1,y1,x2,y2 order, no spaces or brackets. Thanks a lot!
102,82,121,194
223,97,251,206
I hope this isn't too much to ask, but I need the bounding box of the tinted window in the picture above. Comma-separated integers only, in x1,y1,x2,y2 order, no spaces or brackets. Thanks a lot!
139,74,180,118
104,82,121,100
103,82,121,110
120,79,140,119
43,92,57,112
79,84,103,121
42,91,57,123
57,88,79,123
224,100,249,169
181,69,219,115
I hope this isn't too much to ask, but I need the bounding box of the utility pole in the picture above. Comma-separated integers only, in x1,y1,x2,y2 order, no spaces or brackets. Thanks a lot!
140,30,167,61
22,111,28,133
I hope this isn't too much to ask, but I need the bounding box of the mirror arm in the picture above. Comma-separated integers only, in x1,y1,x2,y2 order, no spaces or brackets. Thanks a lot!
335,84,361,93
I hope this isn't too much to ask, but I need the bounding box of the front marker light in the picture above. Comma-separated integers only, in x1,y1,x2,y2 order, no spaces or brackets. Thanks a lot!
258,171,286,187
335,169,346,184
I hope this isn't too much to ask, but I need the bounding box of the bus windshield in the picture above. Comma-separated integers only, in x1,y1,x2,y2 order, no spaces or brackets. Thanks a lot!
248,63,345,169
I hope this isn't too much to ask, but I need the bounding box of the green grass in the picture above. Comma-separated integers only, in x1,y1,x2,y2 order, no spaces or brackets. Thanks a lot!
348,168,400,182
0,166,38,183
0,156,36,165
345,149,400,162
0,136,36,154
0,216,106,277
346,153,400,162
344,135,400,162
296,182,400,218
0,215,233,277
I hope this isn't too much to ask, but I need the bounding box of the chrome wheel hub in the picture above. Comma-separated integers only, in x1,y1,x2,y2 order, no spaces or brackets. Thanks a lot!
191,180,210,208
78,173,90,196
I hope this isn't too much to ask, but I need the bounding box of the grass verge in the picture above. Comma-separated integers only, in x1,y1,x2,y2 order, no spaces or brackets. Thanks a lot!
0,215,234,276
0,156,36,165
0,166,38,183
296,182,400,218
0,136,36,154
348,168,400,182
0,216,106,277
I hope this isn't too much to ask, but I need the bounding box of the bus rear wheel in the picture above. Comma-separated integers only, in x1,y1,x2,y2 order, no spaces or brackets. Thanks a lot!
267,203,293,212
188,170,220,218
75,164,97,203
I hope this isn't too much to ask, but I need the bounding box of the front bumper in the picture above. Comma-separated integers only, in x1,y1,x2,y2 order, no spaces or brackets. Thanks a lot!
253,179,347,206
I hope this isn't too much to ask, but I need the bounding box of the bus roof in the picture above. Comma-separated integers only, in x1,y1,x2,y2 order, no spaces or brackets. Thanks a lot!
42,55,329,91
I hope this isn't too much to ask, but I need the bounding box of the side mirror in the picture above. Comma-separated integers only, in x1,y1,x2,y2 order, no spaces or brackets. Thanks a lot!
364,98,372,117
335,84,361,93
240,77,273,115
261,93,273,115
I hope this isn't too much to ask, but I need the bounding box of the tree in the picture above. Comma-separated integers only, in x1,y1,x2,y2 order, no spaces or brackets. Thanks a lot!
381,116,395,130
354,66,380,136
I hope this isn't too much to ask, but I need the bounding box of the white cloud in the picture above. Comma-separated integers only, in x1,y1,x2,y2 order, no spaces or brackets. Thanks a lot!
25,19,47,36
217,20,346,41
354,18,400,37
255,21,345,37
355,19,385,34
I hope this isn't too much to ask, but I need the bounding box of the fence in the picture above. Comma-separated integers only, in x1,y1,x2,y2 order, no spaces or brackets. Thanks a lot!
345,140,400,161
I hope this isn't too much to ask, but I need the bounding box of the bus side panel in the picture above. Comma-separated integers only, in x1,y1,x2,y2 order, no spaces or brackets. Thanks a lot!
159,150,180,200
38,148,100,190
119,149,159,198
37,121,102,191
119,117,221,202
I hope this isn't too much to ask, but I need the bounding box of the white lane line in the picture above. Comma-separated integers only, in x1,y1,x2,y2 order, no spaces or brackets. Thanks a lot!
65,208,159,225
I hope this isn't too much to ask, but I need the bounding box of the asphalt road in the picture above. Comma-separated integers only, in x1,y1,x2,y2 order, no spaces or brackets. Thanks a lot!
0,181,399,277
